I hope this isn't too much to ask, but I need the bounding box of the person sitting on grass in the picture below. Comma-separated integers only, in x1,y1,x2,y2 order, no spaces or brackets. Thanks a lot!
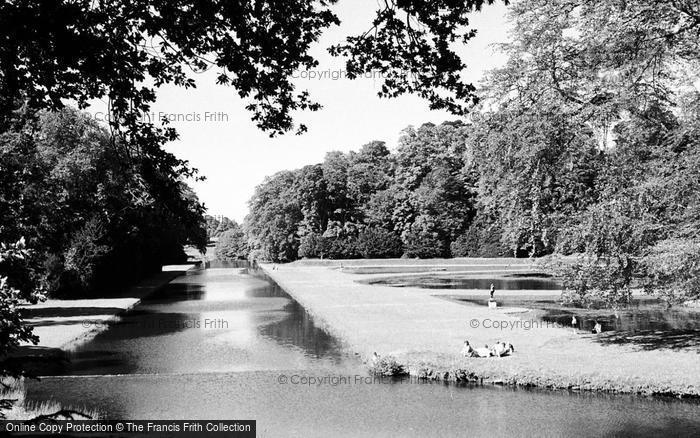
461,340,474,357
491,341,515,357
462,340,494,358
475,344,494,358
591,321,602,334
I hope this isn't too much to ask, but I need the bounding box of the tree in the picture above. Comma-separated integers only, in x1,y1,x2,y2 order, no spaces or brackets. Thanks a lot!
215,225,248,261
245,122,480,261
347,141,394,208
0,0,505,137
246,171,302,262
485,0,700,304
205,215,236,240
1,108,207,297
0,238,41,410
642,238,700,304
451,212,509,257
392,122,475,256
470,103,602,256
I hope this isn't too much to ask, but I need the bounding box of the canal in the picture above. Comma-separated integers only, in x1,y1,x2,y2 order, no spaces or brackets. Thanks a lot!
26,264,700,437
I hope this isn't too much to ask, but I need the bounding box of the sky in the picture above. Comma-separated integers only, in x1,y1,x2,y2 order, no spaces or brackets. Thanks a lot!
89,1,511,223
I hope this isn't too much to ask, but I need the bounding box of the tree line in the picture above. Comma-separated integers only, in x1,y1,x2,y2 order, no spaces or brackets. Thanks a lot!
245,0,700,307
245,128,479,262
1,108,207,300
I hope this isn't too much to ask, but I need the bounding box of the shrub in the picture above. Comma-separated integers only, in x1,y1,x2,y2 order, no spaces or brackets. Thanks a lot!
402,229,444,258
298,232,323,259
368,355,409,377
0,238,41,388
451,216,509,257
641,238,700,304
356,228,402,258
63,218,111,293
321,236,361,259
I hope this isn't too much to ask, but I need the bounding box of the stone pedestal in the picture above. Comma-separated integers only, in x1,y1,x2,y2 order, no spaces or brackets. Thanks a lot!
488,299,498,309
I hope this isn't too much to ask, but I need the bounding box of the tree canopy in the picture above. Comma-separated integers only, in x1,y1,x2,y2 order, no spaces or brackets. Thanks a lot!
215,223,248,261
0,0,504,137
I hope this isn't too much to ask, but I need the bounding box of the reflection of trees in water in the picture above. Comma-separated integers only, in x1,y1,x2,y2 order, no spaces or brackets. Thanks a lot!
456,291,700,351
377,276,561,290
543,308,700,332
50,273,349,375
142,283,206,302
55,309,208,375
247,272,349,361
258,301,346,362
541,307,700,351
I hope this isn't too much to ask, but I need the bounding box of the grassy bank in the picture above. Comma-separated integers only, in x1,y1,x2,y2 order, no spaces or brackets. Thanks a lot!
262,260,700,399
21,265,196,351
1,378,99,421
6,264,197,420
378,352,699,399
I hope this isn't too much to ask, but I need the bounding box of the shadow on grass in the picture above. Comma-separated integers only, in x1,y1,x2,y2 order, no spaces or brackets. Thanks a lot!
23,307,127,319
594,329,700,352
8,347,124,377
6,346,69,377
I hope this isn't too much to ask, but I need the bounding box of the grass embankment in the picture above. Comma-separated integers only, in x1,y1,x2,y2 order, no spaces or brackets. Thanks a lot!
6,264,197,420
1,378,99,421
262,259,700,399
21,266,195,351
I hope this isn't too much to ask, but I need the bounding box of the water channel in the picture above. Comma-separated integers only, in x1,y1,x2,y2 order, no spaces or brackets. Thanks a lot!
26,264,700,437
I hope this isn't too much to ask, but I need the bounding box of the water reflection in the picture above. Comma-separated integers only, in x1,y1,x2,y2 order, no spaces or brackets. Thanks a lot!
23,264,700,437
27,371,700,437
372,275,561,290
46,266,356,376
540,307,700,351
450,295,700,352
260,300,347,361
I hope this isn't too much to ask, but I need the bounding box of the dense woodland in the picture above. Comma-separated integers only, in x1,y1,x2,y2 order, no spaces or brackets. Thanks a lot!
245,0,700,306
1,109,208,299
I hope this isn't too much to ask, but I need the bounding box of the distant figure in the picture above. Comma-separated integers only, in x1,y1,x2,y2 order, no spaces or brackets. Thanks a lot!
571,315,578,333
371,352,381,366
592,321,602,334
489,283,495,299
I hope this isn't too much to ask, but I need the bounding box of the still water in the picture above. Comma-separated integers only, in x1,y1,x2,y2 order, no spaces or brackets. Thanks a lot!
376,274,700,336
26,265,700,437
370,275,561,291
